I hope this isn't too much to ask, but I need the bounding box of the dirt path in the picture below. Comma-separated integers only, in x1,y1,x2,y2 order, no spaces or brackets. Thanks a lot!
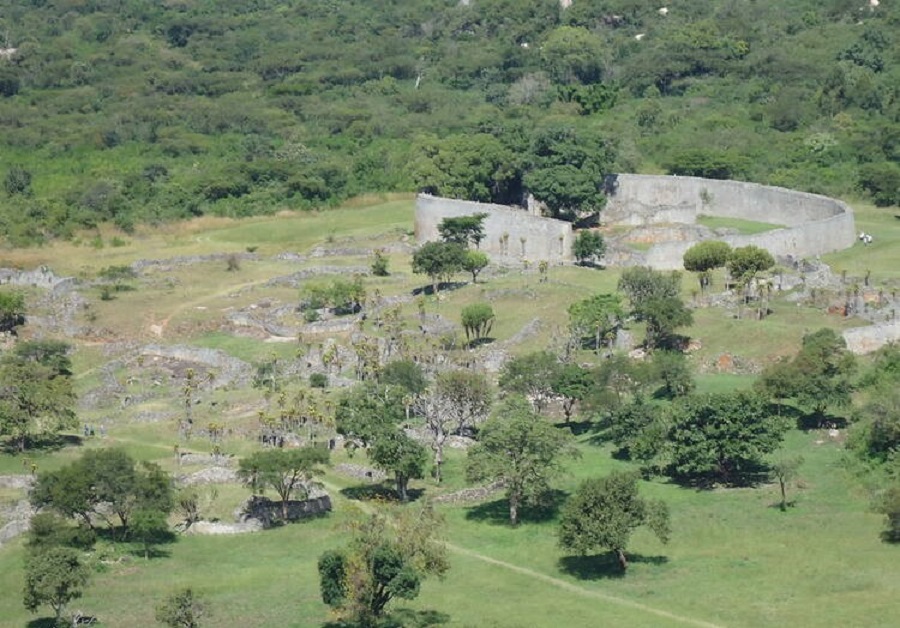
446,542,723,628
324,482,723,628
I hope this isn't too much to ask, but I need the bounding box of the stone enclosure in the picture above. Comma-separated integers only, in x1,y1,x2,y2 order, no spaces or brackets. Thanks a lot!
414,175,856,270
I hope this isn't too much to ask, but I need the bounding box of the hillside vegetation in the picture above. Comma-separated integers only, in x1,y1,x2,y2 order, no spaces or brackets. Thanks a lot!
0,199,897,627
0,0,899,244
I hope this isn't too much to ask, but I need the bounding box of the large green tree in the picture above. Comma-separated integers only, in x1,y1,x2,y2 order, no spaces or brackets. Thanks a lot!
23,547,90,624
416,369,492,483
335,384,428,501
568,293,623,354
411,134,521,204
411,241,467,295
31,449,174,539
467,397,579,525
757,328,856,422
559,472,670,571
665,391,788,483
237,447,330,520
0,340,76,452
571,230,606,266
438,213,488,248
318,504,449,624
682,241,732,293
498,350,559,412
0,289,26,334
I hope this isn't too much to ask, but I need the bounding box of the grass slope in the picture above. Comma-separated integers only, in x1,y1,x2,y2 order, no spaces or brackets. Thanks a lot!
0,199,898,627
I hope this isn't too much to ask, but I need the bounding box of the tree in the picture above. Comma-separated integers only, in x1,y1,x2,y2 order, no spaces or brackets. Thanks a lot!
540,26,606,85
858,161,900,207
462,250,489,284
461,302,494,345
568,293,623,354
410,134,521,205
26,513,96,554
411,241,467,294
156,588,209,628
416,370,492,483
0,340,76,452
498,350,559,412
524,166,606,221
639,296,694,351
0,67,20,97
652,351,695,398
618,267,681,305
665,392,788,483
371,250,390,276
467,397,579,525
604,396,667,462
237,448,330,520
369,431,428,502
23,547,90,624
335,384,427,501
32,449,174,539
757,328,856,422
572,230,606,266
683,241,731,293
318,504,449,624
875,485,900,543
438,213,488,248
379,360,428,396
726,245,775,284
0,289,26,335
559,472,670,571
4,166,32,196
130,509,171,559
771,456,803,511
550,363,592,426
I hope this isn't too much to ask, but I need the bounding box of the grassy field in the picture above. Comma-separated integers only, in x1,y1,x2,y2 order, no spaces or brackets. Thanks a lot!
696,215,785,235
1,197,898,627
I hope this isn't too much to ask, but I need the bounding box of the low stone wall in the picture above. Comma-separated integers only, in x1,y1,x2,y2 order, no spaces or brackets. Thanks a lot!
603,174,856,269
415,194,573,262
236,494,332,527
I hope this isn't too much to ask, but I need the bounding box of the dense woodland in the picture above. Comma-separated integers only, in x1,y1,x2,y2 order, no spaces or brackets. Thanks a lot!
0,0,899,244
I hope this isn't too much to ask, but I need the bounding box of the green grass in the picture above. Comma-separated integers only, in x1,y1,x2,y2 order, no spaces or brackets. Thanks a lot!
697,215,785,235
2,195,899,627
823,200,900,286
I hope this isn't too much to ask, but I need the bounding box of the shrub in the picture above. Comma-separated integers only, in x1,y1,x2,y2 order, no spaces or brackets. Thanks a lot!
309,373,328,388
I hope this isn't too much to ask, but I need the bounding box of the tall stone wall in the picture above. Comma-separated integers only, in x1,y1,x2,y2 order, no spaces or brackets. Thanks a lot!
415,194,573,262
604,175,856,270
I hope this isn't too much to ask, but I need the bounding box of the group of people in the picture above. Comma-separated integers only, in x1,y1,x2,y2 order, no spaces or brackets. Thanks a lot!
82,423,106,438
859,231,875,245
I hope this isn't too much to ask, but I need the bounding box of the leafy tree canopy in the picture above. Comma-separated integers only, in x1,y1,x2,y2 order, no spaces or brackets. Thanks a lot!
559,471,670,571
467,396,579,525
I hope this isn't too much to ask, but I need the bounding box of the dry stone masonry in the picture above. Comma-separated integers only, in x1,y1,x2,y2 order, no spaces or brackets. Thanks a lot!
415,175,856,271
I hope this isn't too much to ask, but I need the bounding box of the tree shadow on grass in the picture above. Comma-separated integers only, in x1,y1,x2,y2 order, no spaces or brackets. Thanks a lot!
464,490,567,525
411,282,467,297
561,419,594,436
322,609,450,628
340,483,424,504
667,467,771,490
558,552,668,581
2,433,83,455
26,619,58,628
465,337,495,349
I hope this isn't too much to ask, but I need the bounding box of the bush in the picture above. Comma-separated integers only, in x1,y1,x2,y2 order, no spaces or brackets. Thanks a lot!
309,373,328,388
371,250,390,276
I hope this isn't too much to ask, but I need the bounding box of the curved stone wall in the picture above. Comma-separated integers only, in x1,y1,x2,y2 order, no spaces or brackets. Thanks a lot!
603,174,857,270
414,176,856,270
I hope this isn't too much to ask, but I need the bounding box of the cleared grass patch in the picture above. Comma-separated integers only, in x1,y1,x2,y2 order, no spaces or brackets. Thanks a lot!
697,214,784,235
